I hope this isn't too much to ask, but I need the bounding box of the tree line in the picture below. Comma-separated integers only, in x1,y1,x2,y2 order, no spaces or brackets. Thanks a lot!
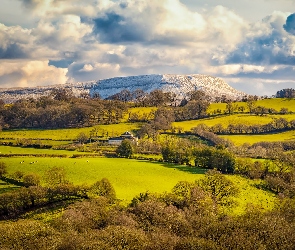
0,89,128,129
195,118,295,135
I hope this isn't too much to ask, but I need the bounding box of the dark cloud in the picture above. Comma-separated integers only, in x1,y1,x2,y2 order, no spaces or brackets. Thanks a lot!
221,66,295,80
119,2,128,9
19,0,43,9
283,13,295,35
223,31,295,65
48,59,74,68
92,12,149,44
0,43,28,59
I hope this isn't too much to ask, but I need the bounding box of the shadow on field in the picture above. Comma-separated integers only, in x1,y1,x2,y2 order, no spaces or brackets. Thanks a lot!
147,161,206,175
0,186,20,194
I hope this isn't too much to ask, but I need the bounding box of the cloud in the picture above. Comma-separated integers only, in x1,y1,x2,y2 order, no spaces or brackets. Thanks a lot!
0,43,28,59
20,0,44,9
219,12,295,66
66,62,122,82
89,0,246,47
93,12,149,43
0,60,68,87
0,0,293,95
283,13,295,35
0,23,32,59
226,77,295,96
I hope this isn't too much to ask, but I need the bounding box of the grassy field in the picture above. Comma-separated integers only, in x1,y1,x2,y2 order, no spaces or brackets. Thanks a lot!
123,107,156,121
208,98,295,113
256,98,295,112
220,130,295,146
0,157,276,212
0,145,99,156
0,123,141,141
0,179,19,194
173,113,295,131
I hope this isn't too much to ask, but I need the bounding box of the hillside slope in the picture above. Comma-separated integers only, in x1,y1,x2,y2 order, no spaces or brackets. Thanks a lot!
0,74,245,102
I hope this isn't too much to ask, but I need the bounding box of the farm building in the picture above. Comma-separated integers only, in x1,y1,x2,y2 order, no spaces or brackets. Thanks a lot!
108,131,138,145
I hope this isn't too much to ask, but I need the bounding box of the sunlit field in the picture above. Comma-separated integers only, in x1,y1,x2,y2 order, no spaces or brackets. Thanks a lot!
173,113,295,132
1,157,276,212
0,123,141,141
220,130,295,146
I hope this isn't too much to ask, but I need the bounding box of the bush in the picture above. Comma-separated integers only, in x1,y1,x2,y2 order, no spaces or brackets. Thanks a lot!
116,140,133,158
23,173,41,187
0,162,7,178
89,178,116,201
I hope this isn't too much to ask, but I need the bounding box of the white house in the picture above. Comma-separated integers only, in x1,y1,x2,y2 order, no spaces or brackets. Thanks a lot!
108,131,138,145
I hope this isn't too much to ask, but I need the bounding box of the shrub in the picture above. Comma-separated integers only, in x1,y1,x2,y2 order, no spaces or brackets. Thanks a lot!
116,139,133,158
89,178,116,201
0,162,7,178
23,173,41,187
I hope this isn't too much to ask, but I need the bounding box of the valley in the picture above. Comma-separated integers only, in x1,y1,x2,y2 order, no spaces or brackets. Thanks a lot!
0,85,295,249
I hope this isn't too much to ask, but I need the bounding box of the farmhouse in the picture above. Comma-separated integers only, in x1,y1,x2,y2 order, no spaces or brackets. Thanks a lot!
108,131,138,145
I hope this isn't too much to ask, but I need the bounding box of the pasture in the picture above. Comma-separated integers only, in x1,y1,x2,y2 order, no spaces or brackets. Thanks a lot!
220,130,295,146
0,123,141,141
256,98,295,112
173,113,295,132
208,98,295,113
0,145,97,156
1,157,276,212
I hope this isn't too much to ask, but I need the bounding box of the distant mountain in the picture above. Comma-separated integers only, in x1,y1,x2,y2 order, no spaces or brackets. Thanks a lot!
0,74,246,103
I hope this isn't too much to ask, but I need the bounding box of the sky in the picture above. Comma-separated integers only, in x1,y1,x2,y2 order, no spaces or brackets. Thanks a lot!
0,0,294,96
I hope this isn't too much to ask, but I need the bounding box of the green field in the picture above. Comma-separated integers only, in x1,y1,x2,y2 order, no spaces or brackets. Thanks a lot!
1,157,276,212
0,179,19,194
0,123,141,141
220,130,295,146
256,98,295,112
173,113,295,131
0,145,98,156
208,98,295,113
123,107,156,121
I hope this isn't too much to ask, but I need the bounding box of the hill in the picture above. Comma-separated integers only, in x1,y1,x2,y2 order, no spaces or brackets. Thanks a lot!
0,74,245,102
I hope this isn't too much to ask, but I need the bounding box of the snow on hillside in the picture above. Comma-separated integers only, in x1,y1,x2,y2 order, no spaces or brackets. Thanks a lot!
0,74,245,103
90,74,245,100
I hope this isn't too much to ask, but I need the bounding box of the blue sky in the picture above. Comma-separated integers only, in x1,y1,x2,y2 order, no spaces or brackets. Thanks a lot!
0,0,294,95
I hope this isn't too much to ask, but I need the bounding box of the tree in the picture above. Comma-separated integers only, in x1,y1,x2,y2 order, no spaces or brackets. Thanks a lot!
44,166,69,187
76,132,88,144
225,101,238,114
89,178,116,200
198,169,239,206
23,173,41,187
0,162,7,178
116,140,133,158
152,107,175,131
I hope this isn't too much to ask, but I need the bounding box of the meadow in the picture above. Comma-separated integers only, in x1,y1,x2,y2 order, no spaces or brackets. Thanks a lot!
173,113,295,131
208,98,295,113
1,157,276,213
220,130,295,146
0,145,98,156
0,123,141,141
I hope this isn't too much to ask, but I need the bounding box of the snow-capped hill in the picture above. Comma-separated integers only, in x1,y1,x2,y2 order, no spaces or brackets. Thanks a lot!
0,74,245,103
90,74,245,100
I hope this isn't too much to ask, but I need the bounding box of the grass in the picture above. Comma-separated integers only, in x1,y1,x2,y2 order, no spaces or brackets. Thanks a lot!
0,179,20,194
207,98,295,113
173,113,295,132
123,107,156,121
0,123,141,141
256,98,295,112
220,130,295,146
1,157,276,212
0,145,94,156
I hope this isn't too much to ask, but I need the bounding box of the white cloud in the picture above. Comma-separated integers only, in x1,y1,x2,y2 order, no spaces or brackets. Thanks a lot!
0,60,68,87
0,0,293,95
